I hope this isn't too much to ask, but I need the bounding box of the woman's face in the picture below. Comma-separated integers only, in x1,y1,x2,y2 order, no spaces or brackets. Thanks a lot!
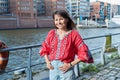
54,14,68,30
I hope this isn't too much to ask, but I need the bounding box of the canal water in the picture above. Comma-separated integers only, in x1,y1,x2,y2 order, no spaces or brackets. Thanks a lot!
0,28,120,79
1,28,120,48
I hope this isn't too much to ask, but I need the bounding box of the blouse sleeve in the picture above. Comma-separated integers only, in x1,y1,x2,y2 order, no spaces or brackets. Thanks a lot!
73,30,93,63
39,29,54,56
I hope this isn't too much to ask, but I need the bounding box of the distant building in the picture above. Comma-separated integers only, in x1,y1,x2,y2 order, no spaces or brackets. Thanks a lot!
90,1,111,21
65,0,90,20
118,5,120,15
112,5,120,16
9,0,37,28
0,0,9,14
0,0,94,29
10,0,35,19
44,0,65,16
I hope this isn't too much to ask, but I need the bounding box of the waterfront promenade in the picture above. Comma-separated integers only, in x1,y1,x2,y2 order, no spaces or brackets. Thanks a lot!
1,30,120,80
77,58,120,80
18,58,120,80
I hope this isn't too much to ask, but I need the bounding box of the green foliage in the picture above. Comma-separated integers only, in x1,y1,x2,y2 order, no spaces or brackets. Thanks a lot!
105,47,117,52
110,52,119,59
81,64,99,73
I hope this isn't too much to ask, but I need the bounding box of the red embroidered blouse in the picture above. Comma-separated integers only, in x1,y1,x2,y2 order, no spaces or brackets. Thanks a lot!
39,29,93,63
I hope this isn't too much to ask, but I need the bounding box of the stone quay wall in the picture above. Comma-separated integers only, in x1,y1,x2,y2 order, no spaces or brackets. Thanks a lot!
0,16,54,29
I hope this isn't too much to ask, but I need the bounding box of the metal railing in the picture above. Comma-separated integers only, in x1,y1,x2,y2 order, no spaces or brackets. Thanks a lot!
0,44,42,80
0,33,120,80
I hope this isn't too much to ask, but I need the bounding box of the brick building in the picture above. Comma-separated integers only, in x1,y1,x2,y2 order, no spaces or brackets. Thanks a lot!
90,1,111,21
44,0,65,16
0,0,65,29
9,0,36,28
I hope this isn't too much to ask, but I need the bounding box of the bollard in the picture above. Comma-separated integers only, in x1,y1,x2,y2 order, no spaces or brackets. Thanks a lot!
105,34,112,52
105,34,117,52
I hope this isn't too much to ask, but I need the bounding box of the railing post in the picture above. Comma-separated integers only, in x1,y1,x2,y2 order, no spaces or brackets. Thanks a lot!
101,38,106,65
74,64,80,78
27,48,33,80
118,43,120,57
74,56,80,78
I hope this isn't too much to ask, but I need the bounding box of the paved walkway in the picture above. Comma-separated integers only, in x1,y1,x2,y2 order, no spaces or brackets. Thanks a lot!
16,58,120,80
77,58,120,80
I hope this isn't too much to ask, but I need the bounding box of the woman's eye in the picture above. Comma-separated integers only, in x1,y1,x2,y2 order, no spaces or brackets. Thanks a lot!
55,19,58,21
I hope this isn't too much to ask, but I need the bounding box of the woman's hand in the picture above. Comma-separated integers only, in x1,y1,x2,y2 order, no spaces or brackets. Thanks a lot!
46,62,54,70
59,63,71,73
44,55,54,70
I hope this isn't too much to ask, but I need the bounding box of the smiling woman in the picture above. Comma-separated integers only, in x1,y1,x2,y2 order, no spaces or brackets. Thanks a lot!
39,10,93,80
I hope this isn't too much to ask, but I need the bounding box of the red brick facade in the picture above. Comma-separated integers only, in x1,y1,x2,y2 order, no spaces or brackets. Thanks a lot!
0,0,65,29
0,16,54,29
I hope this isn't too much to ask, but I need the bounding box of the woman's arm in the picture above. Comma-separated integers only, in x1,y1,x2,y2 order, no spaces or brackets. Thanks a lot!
70,58,81,67
44,55,54,70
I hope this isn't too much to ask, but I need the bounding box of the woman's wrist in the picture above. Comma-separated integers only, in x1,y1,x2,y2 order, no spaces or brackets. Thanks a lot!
46,61,51,64
69,62,73,67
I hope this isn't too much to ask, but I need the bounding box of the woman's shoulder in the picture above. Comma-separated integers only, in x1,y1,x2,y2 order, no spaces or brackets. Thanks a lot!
48,29,55,35
71,29,80,35
49,29,55,33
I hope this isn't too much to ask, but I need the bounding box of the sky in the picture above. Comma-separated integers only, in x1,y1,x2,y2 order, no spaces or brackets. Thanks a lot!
90,0,120,5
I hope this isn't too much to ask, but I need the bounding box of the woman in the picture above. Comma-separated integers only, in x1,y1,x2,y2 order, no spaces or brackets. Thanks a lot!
39,10,93,80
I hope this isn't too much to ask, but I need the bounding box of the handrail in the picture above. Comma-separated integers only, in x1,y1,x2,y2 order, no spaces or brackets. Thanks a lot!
1,33,120,52
0,44,41,52
0,44,42,80
0,33,120,80
83,33,120,40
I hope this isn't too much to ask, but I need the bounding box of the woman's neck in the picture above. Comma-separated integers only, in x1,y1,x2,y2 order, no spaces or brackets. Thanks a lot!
56,28,70,40
57,28,68,34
